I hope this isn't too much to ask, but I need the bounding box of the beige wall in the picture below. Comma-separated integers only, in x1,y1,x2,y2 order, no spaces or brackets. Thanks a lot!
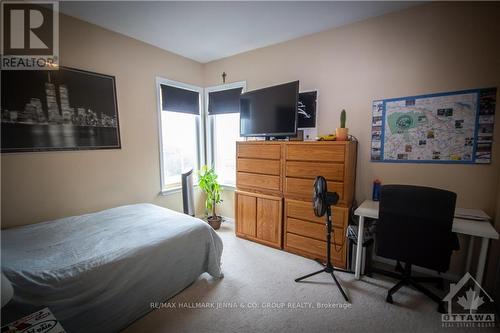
206,2,500,218
204,2,500,281
1,14,206,228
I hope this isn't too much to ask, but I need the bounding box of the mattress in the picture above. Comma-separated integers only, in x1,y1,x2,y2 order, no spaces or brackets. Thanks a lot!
1,203,223,332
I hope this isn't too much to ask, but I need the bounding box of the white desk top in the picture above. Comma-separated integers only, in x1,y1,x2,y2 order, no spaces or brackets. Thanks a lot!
354,199,499,240
353,200,380,219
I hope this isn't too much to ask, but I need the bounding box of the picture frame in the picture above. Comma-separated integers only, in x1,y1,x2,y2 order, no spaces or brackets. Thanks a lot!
298,90,318,140
1,66,121,153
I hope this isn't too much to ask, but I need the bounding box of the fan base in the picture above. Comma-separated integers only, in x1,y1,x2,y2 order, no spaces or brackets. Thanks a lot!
295,259,353,302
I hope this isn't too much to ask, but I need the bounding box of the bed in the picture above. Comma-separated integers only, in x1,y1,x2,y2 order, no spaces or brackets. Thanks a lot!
1,203,223,332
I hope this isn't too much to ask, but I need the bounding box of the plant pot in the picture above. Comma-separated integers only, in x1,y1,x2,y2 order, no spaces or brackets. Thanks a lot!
207,215,222,230
335,127,349,141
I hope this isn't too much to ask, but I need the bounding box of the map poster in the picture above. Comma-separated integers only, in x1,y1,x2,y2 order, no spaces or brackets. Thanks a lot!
371,88,496,164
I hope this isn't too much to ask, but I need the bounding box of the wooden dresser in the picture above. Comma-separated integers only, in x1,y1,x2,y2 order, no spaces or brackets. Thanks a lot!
235,141,357,268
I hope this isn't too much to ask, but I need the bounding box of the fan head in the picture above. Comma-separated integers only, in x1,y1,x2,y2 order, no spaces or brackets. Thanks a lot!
313,176,328,217
313,176,340,217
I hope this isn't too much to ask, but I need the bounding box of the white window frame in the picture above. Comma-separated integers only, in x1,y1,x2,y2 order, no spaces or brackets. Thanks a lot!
205,81,246,189
155,77,205,194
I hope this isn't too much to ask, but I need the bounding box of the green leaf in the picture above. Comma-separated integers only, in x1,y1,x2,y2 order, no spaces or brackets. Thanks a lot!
197,165,222,218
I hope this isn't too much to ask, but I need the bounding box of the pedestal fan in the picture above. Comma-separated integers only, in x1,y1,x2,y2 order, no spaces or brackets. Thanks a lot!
294,176,352,302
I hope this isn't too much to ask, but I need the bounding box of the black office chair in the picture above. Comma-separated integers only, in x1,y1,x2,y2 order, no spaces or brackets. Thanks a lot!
373,185,459,313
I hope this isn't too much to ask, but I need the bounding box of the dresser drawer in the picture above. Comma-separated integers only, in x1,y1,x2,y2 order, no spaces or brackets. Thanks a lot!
237,158,280,175
237,172,280,191
286,218,345,244
238,144,281,160
285,177,343,201
285,199,346,227
285,161,344,181
285,233,345,263
286,144,344,162
287,217,324,240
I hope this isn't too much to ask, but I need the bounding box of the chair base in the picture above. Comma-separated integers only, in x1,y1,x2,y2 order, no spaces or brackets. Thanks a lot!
369,263,446,313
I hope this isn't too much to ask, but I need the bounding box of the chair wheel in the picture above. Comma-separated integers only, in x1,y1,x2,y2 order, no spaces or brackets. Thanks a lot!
438,302,446,314
386,295,393,304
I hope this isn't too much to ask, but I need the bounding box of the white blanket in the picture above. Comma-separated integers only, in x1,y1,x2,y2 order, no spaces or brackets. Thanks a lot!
1,203,223,332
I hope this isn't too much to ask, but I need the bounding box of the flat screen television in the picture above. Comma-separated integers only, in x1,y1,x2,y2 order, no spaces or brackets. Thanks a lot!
240,81,299,137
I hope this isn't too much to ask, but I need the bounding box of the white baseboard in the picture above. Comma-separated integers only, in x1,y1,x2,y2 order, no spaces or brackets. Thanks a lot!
222,216,234,223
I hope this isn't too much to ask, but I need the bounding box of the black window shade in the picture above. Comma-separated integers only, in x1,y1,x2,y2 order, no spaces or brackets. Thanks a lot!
208,87,243,115
161,84,199,115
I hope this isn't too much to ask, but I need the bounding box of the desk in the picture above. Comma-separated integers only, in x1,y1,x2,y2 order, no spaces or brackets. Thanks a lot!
353,200,499,284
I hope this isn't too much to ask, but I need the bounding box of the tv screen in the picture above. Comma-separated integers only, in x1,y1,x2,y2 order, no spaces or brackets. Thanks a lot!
240,81,299,137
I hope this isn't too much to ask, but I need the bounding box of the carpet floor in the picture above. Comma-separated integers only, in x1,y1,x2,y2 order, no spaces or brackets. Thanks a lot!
123,221,497,333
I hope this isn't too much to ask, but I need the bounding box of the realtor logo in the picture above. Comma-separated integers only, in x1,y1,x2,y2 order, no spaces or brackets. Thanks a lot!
1,1,59,70
441,272,496,328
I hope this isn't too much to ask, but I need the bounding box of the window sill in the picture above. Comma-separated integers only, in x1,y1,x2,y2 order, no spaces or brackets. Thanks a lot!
159,184,233,196
159,187,182,196
159,184,202,196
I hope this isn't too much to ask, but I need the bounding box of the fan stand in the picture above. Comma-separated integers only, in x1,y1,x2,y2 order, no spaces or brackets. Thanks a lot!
295,205,352,302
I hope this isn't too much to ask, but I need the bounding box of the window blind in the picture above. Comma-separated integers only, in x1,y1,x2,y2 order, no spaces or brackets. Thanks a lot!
161,84,200,115
208,87,243,115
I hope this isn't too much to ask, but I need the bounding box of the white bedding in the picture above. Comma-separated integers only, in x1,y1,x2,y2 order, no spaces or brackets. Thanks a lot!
1,203,223,332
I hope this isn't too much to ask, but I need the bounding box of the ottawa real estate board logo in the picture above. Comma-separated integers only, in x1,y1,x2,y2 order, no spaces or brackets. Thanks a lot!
1,1,59,70
441,272,495,328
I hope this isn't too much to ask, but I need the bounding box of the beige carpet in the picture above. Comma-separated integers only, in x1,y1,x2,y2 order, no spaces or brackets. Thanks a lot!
123,221,496,333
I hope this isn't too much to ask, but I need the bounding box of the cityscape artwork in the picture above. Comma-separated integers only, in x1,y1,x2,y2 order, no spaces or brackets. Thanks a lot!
1,67,120,152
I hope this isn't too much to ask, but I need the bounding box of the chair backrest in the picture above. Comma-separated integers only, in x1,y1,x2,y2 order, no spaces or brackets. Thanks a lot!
375,185,457,272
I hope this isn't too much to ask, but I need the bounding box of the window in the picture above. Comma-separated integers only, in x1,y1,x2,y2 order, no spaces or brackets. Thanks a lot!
211,113,241,186
157,78,203,191
206,82,246,187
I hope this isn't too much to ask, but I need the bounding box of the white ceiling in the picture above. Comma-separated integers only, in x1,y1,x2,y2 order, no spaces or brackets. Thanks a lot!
60,1,420,63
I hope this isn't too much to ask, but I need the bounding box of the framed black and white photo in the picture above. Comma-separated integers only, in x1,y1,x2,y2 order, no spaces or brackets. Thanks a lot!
1,67,120,153
297,91,317,128
297,90,318,140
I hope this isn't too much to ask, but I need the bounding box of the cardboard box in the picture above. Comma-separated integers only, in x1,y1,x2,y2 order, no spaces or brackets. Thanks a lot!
1,307,66,333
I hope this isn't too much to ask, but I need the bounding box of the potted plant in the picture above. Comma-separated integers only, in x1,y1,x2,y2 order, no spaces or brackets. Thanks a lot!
198,165,223,230
336,109,349,141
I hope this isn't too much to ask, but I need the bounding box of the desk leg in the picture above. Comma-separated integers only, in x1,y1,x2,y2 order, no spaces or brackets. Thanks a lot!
465,236,475,274
475,237,489,290
355,216,365,280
